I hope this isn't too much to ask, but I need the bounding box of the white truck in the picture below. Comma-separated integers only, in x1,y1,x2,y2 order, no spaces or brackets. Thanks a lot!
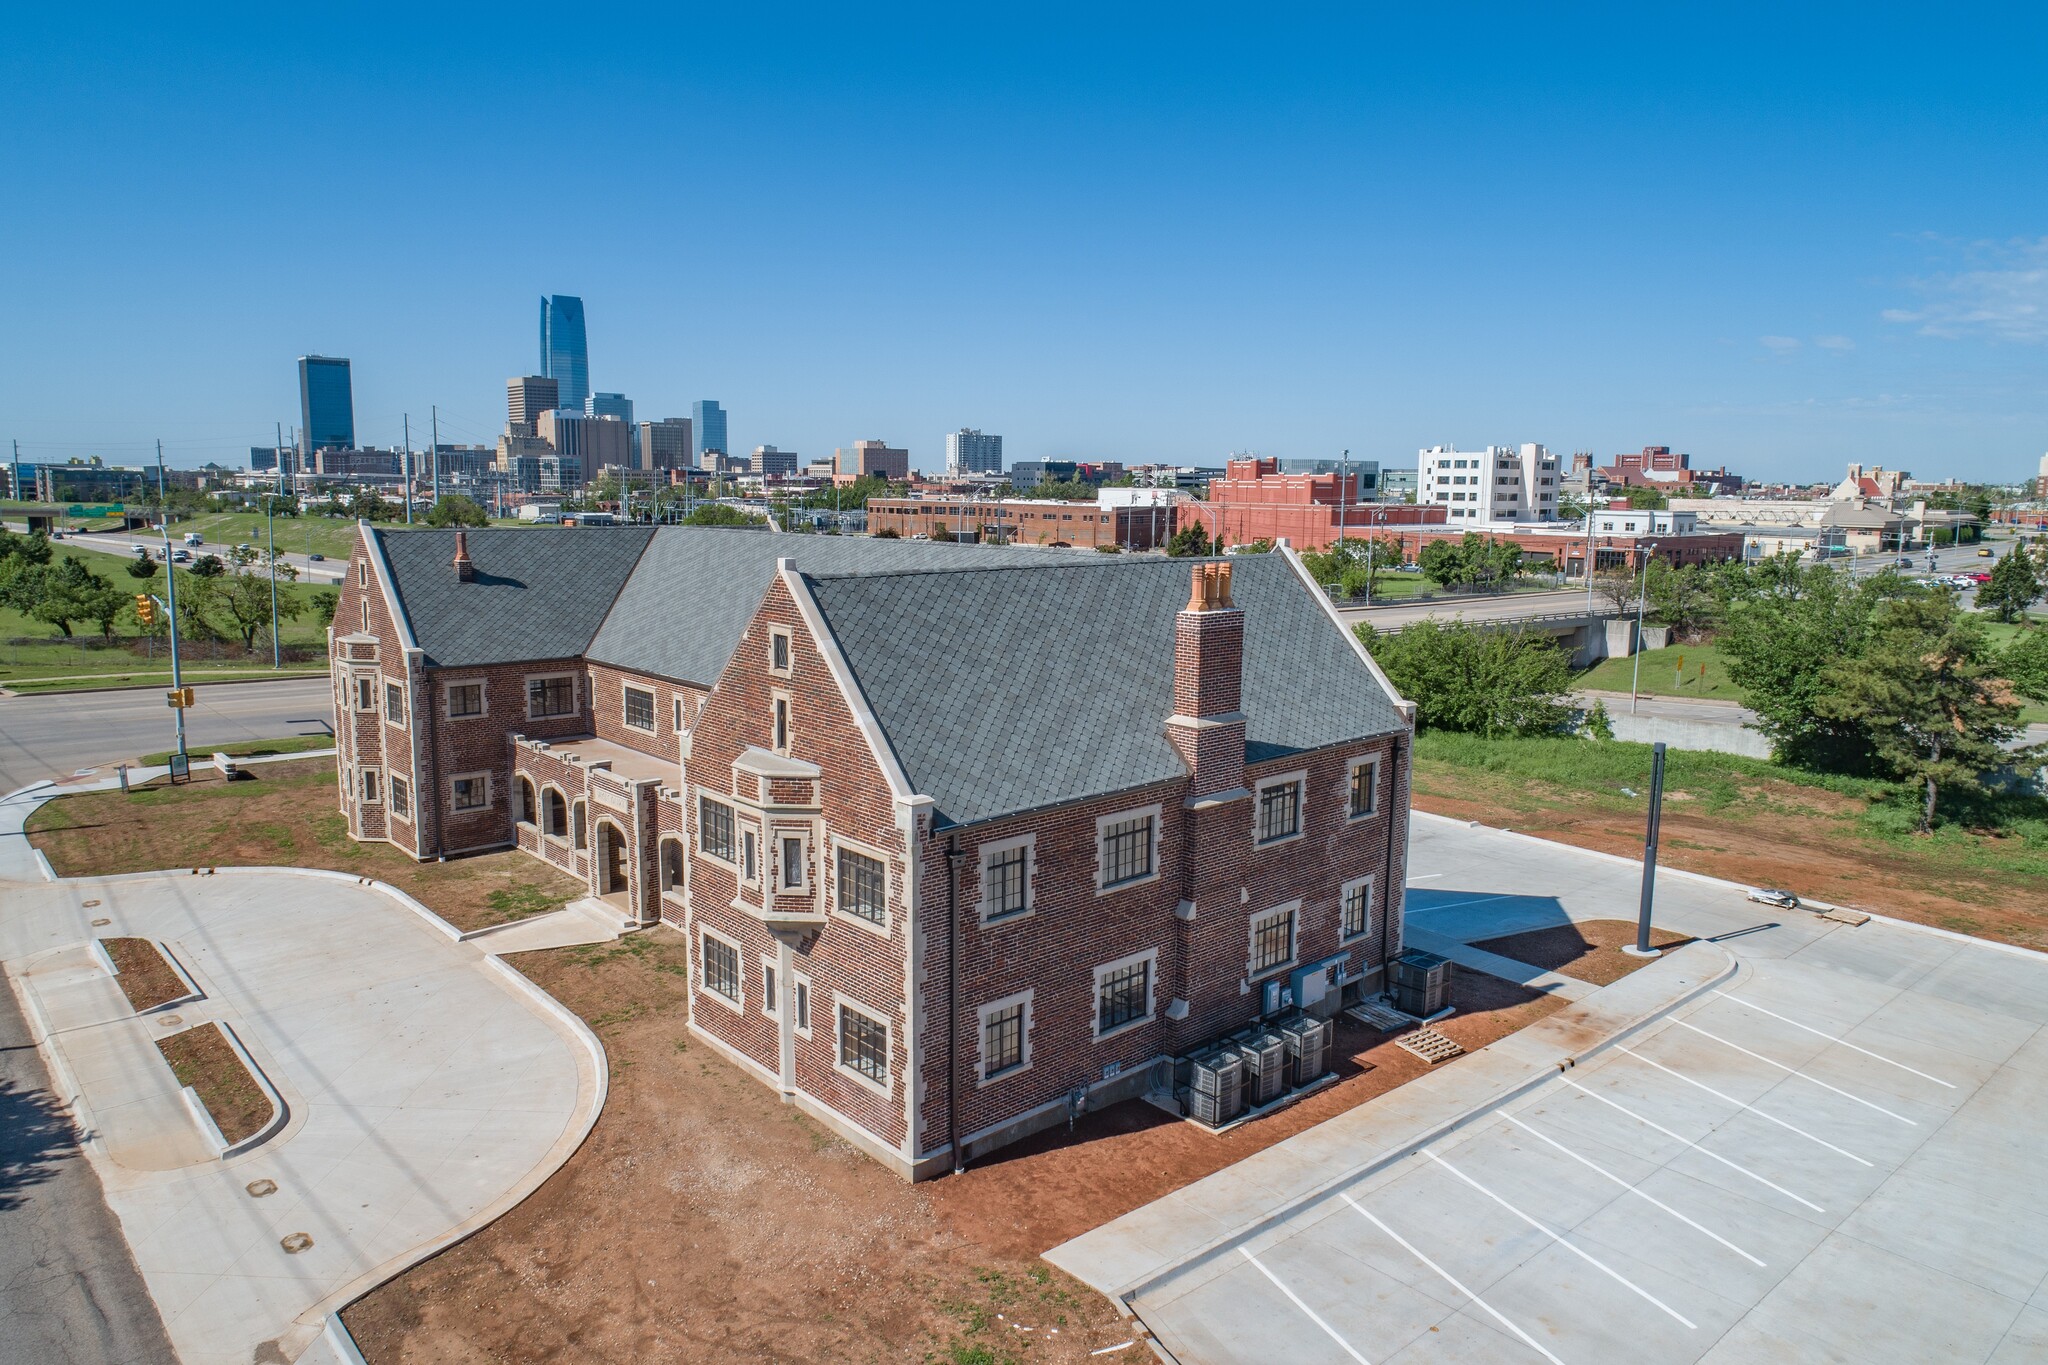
182,531,204,546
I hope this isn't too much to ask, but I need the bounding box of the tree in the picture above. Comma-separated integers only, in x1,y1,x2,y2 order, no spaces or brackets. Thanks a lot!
1165,523,1214,557
1623,484,1669,510
426,494,489,528
1592,566,1639,616
872,527,901,540
1977,546,2042,623
1359,619,1576,738
312,590,340,630
1557,492,1590,523
1418,539,1465,589
347,490,395,522
175,576,223,642
1644,560,1716,640
125,555,161,581
1814,595,2033,831
215,569,305,648
226,543,261,569
189,554,225,578
0,529,54,566
16,556,122,638
2002,627,2048,703
680,502,767,527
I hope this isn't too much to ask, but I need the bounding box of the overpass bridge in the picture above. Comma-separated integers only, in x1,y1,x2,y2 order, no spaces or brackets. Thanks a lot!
1335,588,1640,667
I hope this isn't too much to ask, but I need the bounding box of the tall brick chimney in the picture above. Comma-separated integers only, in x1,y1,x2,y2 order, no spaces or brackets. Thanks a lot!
1165,562,1247,800
453,530,474,582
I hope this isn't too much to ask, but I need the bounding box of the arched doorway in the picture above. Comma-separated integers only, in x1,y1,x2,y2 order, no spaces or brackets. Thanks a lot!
596,820,629,903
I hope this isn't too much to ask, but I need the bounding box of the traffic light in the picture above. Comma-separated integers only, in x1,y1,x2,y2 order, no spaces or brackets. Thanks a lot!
166,686,194,709
135,594,155,627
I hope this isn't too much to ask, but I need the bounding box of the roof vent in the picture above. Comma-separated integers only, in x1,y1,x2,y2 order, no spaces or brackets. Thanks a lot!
453,530,474,582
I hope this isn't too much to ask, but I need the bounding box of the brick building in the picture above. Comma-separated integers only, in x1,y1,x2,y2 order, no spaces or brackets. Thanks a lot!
866,496,1173,549
1198,456,1447,550
332,526,1414,1178
1597,446,1743,496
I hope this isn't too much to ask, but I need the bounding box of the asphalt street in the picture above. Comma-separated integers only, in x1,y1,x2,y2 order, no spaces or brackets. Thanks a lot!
55,529,346,586
0,677,333,793
0,983,175,1365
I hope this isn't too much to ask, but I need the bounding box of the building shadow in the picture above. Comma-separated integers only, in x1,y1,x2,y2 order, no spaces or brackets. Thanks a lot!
0,1073,80,1214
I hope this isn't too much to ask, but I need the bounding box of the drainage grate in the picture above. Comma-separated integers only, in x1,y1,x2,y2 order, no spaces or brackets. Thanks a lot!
1346,1001,1415,1032
1396,1028,1465,1065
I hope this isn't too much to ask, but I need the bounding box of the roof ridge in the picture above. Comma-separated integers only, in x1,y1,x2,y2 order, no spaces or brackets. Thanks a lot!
803,556,1230,584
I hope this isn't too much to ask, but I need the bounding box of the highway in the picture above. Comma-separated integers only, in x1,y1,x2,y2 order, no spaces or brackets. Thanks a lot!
1337,586,1605,629
0,677,334,793
54,527,349,585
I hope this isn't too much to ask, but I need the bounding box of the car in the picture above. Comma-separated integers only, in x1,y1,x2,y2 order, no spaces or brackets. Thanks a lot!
1747,888,1801,909
1896,556,1913,567
308,552,325,561
171,549,191,562
1977,547,1994,557
1968,571,1991,583
48,530,65,540
130,543,148,555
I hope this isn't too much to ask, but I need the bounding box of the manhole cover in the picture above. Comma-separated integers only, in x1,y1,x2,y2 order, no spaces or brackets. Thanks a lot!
1395,1028,1466,1065
158,1014,182,1028
91,917,111,927
246,1178,278,1198
280,1232,313,1254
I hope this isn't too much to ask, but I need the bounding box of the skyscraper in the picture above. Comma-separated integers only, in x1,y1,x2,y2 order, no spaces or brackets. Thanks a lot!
945,428,1002,475
507,375,559,434
640,417,694,470
693,400,728,460
586,391,632,424
298,355,355,456
539,295,590,413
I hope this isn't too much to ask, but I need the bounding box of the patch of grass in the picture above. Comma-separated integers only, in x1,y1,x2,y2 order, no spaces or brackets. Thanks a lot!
1576,641,1744,702
157,1023,272,1143
483,883,564,923
139,734,332,766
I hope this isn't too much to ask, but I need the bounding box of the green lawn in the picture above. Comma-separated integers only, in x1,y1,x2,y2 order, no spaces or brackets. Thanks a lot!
139,734,333,766
1576,641,1744,702
169,510,365,561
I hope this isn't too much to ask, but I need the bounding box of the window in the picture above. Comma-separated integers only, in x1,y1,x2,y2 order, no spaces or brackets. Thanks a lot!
772,696,790,753
981,836,1032,921
1099,811,1156,890
1095,953,1154,1036
518,778,536,824
762,962,779,1017
358,559,367,585
527,673,577,719
360,600,368,633
389,776,410,818
1249,905,1297,977
660,838,684,895
446,681,484,719
543,788,567,836
741,829,758,883
838,1003,889,1085
837,847,887,926
354,676,374,710
770,628,792,674
572,800,587,848
700,797,736,863
451,773,490,812
979,992,1031,1081
359,768,380,804
623,685,655,732
1255,776,1303,845
1349,756,1381,819
780,834,806,891
673,696,685,733
792,976,811,1034
384,681,404,724
1342,876,1374,940
701,933,740,1003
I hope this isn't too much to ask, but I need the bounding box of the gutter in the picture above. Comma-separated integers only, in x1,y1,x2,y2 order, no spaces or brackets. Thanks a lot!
946,836,964,1175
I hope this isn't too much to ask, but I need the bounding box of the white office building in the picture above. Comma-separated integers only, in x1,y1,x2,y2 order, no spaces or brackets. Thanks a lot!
945,428,1003,476
1419,443,1560,523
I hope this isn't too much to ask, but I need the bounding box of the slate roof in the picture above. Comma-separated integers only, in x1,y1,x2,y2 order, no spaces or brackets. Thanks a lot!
584,528,1089,685
805,554,1407,829
372,526,655,667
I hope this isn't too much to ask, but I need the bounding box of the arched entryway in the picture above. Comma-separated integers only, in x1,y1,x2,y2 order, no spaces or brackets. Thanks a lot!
595,819,630,906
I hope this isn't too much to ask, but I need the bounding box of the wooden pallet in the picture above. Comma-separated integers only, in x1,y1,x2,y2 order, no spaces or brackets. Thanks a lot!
1345,1001,1415,1032
1395,1027,1465,1065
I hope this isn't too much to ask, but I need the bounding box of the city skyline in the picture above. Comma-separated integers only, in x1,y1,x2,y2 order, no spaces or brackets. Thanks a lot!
3,9,2046,481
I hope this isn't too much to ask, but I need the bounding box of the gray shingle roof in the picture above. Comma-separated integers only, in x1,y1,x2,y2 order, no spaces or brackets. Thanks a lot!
805,554,1406,829
373,526,655,667
584,529,1093,685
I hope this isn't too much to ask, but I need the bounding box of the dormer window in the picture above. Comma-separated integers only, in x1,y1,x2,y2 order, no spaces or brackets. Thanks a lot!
769,627,792,676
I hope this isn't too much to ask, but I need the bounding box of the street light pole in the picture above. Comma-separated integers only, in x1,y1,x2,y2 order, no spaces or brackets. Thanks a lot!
156,442,187,769
1630,541,1657,714
1624,741,1669,957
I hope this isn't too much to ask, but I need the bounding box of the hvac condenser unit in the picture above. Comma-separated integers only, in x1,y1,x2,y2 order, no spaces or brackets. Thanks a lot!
1280,1015,1331,1087
1391,949,1452,1017
1236,1031,1289,1106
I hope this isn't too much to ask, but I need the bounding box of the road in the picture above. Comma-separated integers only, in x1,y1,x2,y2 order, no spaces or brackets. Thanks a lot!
55,528,347,586
0,678,333,793
0,981,175,1365
1338,588,1608,630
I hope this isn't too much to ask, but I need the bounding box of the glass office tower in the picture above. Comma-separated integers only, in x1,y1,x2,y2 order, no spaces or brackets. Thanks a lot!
693,400,728,461
298,355,355,455
539,295,590,413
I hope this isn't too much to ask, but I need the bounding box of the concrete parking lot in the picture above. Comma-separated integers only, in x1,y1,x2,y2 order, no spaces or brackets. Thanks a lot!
1054,816,2048,1364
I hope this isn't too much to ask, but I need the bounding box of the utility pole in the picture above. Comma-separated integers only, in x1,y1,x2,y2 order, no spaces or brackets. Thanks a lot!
430,405,441,510
1337,449,1349,553
1625,742,1669,958
402,415,413,524
1630,541,1657,714
10,439,20,507
156,442,188,771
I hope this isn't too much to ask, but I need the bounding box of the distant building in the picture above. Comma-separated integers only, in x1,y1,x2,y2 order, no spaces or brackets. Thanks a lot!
430,445,498,480
249,446,298,476
1007,459,1124,488
540,295,590,413
539,410,630,478
1276,457,1380,494
1378,469,1418,500
34,460,150,502
1201,457,1444,551
587,392,633,423
944,428,1003,475
312,448,404,479
1418,444,1559,524
693,400,728,463
838,439,909,481
1832,464,1910,502
538,455,582,494
1590,506,1702,537
298,355,355,456
751,444,799,478
640,417,694,470
867,495,1173,549
1598,446,1742,496
2038,452,2048,500
507,375,560,435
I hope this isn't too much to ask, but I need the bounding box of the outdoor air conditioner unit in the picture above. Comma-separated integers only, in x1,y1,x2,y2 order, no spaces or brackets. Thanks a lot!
1237,1031,1288,1107
1392,949,1452,1017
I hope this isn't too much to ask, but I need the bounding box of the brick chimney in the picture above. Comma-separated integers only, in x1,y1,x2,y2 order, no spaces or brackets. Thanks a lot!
453,530,474,582
1165,562,1247,800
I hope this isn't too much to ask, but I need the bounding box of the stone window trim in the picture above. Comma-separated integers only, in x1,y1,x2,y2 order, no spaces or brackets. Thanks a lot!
976,989,1035,1085
978,832,1037,924
768,626,793,677
773,824,813,896
622,683,657,734
359,599,369,634
1340,874,1376,943
1092,947,1159,1042
697,926,744,1014
1252,770,1308,848
357,558,367,586
673,695,686,734
352,671,376,712
1094,803,1163,895
449,770,493,814
571,799,588,851
1346,754,1382,821
658,837,686,900
524,670,580,721
760,955,780,1021
540,784,569,838
770,688,793,756
828,833,894,938
357,766,382,805
442,678,487,720
695,789,740,869
833,996,892,1095
388,774,411,823
1247,900,1302,982
382,676,406,727
791,972,813,1037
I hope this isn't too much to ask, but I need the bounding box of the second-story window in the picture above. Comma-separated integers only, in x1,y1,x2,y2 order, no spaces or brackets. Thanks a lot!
623,685,655,733
528,675,577,718
773,697,790,753
983,841,1029,921
446,682,483,718
700,797,736,863
1100,813,1154,889
1349,757,1381,819
384,681,404,724
1256,779,1301,844
837,847,887,926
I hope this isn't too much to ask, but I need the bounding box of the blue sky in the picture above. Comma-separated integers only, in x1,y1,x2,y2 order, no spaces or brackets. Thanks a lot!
3,4,2044,481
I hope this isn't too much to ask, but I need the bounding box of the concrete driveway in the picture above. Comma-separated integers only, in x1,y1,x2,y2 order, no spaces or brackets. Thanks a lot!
1051,815,2048,1364
1,868,605,1365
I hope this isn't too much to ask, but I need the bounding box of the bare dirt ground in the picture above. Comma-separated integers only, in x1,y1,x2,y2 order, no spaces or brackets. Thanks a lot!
26,759,586,932
1472,919,1694,986
102,936,185,1010
343,938,1561,1365
157,1023,272,1143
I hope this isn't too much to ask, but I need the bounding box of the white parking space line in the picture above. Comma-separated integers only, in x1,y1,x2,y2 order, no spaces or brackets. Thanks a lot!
1615,1045,1873,1167
1708,990,1957,1088
1561,1078,1824,1213
1340,1194,1566,1365
1422,1151,1697,1329
1670,1018,1917,1125
1405,893,1518,915
1237,1246,1372,1365
1500,1113,1766,1267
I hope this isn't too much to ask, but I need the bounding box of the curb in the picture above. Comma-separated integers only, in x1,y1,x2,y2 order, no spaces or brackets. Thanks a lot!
0,671,330,697
216,1019,291,1158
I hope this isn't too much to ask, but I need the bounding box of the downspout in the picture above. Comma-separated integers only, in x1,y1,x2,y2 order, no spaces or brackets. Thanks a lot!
946,836,964,1176
417,660,445,860
1378,735,1404,996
